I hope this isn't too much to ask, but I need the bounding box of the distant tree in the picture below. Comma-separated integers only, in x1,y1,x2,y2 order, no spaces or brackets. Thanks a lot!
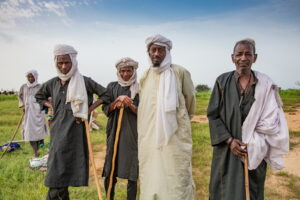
195,84,210,92
296,81,300,87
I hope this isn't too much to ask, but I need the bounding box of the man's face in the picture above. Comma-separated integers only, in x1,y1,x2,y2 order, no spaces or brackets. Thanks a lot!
57,54,72,75
27,73,35,83
232,43,257,74
119,66,134,81
148,44,166,67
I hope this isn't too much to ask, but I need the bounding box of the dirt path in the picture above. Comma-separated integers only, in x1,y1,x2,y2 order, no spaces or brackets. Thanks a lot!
283,106,300,177
191,115,208,123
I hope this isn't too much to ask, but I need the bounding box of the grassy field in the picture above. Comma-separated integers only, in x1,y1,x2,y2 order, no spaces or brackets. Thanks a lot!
0,90,299,200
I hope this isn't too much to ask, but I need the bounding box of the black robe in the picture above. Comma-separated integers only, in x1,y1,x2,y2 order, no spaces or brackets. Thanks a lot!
35,76,106,187
207,71,267,200
101,82,138,181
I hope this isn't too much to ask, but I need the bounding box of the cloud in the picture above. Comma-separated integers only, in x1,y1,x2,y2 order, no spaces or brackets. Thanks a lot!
0,0,93,30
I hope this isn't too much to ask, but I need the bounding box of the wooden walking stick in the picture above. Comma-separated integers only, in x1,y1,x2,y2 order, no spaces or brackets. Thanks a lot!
107,107,124,200
244,154,250,200
84,120,103,200
0,112,24,160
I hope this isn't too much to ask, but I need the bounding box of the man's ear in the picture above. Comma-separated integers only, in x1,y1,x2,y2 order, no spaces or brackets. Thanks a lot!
231,54,234,63
253,54,258,63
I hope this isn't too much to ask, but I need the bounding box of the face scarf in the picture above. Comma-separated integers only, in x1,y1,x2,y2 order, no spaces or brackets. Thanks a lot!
26,69,39,88
54,44,88,120
115,57,139,99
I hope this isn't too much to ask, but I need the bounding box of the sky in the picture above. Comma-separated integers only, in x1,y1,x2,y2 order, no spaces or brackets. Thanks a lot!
0,0,300,91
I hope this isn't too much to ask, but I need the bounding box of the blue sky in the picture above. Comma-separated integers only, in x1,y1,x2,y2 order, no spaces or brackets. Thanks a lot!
0,0,300,90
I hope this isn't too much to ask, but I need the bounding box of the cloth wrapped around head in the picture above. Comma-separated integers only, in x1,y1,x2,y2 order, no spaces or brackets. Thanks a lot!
145,34,178,148
115,57,139,99
145,34,173,51
53,44,88,120
26,69,38,88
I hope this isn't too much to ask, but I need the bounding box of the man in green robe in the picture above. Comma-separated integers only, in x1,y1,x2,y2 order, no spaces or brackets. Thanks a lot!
101,57,139,200
35,44,106,200
208,39,289,200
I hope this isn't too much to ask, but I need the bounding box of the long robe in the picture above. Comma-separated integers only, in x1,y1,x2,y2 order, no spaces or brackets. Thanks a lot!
101,82,139,181
207,71,267,200
18,84,48,141
138,64,196,200
35,76,105,187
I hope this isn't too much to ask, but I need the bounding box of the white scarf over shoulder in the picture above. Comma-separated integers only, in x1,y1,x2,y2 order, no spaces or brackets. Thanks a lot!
146,34,179,148
54,44,88,120
242,71,289,170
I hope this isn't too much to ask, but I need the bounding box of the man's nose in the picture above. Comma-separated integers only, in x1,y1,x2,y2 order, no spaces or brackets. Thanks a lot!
241,54,247,60
62,64,67,69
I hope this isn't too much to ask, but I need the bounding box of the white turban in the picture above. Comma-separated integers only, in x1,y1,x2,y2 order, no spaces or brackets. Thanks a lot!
26,69,38,88
54,44,88,120
115,57,139,99
145,34,178,148
145,34,172,51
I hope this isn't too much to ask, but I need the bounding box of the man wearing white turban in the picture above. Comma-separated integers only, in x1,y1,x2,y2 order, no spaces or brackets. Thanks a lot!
138,34,196,200
35,44,106,200
101,57,139,200
18,69,48,157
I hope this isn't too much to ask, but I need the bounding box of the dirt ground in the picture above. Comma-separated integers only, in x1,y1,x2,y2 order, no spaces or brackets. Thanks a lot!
283,107,300,177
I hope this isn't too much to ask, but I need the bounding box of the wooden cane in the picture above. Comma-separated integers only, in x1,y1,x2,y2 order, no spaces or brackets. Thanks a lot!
244,154,250,200
107,107,124,200
84,120,103,200
0,112,24,160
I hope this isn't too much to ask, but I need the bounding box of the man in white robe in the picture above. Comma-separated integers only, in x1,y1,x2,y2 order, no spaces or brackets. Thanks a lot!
19,70,48,157
138,34,196,200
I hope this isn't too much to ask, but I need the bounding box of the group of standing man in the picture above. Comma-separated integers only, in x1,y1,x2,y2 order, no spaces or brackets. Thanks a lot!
18,34,289,200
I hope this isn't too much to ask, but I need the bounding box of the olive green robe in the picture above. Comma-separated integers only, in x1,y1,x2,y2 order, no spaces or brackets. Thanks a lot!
207,71,267,200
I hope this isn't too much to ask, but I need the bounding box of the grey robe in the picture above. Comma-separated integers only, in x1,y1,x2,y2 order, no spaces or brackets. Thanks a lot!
35,76,105,187
207,71,267,200
101,82,138,181
18,83,48,141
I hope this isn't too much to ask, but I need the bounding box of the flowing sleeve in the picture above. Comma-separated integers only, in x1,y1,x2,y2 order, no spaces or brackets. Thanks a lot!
85,77,106,99
35,82,51,111
18,84,25,108
207,80,231,146
101,82,114,117
182,69,196,118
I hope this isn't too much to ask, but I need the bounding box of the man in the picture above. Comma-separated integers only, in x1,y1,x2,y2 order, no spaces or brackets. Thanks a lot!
138,34,196,200
35,44,106,200
18,70,48,157
207,38,289,200
102,57,139,200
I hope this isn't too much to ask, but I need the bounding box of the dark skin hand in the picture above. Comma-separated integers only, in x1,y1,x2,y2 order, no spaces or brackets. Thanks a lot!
227,137,247,158
108,95,137,114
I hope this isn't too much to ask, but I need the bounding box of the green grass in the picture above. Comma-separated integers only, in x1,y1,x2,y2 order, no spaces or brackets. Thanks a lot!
280,89,300,112
0,90,300,199
195,91,211,115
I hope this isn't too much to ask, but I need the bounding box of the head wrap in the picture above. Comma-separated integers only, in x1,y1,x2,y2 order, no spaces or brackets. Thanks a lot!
26,69,38,88
115,57,139,99
53,44,88,120
145,34,172,51
145,34,178,148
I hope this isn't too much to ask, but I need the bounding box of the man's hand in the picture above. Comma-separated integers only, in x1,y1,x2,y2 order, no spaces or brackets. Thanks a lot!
116,95,133,107
44,101,53,108
229,138,247,158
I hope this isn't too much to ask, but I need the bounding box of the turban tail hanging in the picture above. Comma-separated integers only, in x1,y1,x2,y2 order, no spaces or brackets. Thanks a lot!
54,44,88,120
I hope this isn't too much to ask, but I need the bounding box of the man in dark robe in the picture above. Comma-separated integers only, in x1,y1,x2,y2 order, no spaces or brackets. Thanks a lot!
102,57,139,200
35,44,106,200
208,39,289,200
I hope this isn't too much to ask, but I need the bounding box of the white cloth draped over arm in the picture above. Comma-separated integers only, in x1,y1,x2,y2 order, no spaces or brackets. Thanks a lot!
242,71,289,170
